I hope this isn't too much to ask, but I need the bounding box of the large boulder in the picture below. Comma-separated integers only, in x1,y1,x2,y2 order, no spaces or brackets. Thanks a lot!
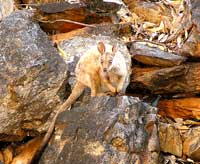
40,96,160,164
159,123,182,157
0,10,67,141
183,126,200,161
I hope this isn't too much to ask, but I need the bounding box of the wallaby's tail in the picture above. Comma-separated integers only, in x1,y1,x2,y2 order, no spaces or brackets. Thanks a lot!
30,82,85,164
59,82,85,112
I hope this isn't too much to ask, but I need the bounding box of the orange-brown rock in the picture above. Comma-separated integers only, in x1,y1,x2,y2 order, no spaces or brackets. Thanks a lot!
11,137,43,164
2,146,13,164
158,98,200,119
31,1,121,33
183,127,200,161
131,63,200,95
51,23,132,43
0,151,3,163
159,122,182,157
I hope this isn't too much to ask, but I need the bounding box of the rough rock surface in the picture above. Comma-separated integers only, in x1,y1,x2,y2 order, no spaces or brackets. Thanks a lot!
159,123,182,157
178,0,200,57
129,42,186,67
0,10,67,141
183,127,200,161
191,0,200,31
39,96,160,164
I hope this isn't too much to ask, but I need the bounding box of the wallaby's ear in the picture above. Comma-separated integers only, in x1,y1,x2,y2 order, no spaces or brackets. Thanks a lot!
112,45,117,55
97,42,105,55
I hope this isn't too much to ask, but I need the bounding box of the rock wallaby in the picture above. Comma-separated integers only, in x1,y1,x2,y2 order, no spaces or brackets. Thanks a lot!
30,42,129,164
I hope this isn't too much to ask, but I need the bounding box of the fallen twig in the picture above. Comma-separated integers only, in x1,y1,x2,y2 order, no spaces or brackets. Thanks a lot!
35,19,96,28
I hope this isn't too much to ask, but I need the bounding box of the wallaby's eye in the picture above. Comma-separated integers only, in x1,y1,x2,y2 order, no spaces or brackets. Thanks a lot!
109,60,112,64
101,60,103,64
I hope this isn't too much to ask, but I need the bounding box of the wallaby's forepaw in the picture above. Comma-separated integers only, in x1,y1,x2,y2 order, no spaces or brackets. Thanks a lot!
116,87,125,96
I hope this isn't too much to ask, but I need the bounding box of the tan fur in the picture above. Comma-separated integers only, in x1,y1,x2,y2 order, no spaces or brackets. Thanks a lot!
29,42,128,163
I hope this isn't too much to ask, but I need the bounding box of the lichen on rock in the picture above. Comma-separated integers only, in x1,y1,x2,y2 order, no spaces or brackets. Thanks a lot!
0,10,67,141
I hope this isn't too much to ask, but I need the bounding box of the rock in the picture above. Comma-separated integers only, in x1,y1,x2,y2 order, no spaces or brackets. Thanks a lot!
159,122,182,157
177,26,200,58
190,0,200,31
2,146,13,164
0,0,14,21
11,137,43,164
158,97,200,120
162,155,177,164
0,152,3,163
31,0,121,33
123,0,169,24
183,127,200,161
39,96,160,164
0,10,67,141
176,0,200,58
128,42,186,67
51,23,132,44
131,63,200,95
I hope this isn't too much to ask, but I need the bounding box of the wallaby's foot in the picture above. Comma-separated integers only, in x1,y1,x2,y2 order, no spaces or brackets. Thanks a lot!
116,86,123,94
107,85,116,94
91,93,96,97
91,88,97,97
105,91,117,96
96,92,107,96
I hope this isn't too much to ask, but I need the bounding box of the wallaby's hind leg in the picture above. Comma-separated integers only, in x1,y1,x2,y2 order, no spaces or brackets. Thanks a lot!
90,74,99,97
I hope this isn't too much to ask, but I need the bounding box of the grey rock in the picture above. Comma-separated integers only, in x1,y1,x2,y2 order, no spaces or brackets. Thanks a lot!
191,0,200,31
129,42,186,67
0,10,67,141
39,96,159,164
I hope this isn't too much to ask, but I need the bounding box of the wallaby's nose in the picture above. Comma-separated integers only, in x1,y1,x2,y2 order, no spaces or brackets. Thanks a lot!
103,68,107,72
